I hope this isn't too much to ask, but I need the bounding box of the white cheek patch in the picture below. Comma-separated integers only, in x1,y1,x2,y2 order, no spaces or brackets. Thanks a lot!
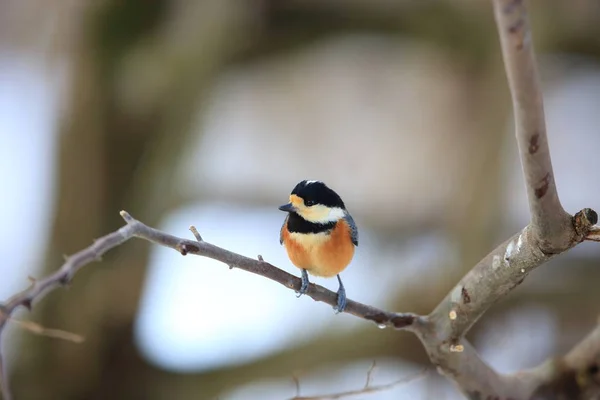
303,206,345,223
326,207,345,221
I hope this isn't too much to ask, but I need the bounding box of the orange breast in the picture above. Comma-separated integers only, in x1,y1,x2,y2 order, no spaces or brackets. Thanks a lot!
282,220,355,278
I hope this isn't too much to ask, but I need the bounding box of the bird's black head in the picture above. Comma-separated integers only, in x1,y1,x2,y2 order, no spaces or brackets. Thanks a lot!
290,180,345,209
278,180,346,224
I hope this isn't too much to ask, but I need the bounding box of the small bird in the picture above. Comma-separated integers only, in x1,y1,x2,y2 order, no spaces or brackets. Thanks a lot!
278,180,358,313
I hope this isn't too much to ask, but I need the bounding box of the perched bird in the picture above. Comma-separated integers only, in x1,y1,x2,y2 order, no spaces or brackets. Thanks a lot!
278,180,358,313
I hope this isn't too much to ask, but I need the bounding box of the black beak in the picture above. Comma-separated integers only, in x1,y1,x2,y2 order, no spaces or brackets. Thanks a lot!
278,202,296,213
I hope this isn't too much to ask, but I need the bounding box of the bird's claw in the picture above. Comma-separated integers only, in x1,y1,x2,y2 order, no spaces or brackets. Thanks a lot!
334,286,347,313
334,274,347,313
296,269,309,298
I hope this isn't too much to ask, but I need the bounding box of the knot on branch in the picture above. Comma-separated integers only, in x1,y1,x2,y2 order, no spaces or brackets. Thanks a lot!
574,208,598,240
178,243,200,256
59,273,73,287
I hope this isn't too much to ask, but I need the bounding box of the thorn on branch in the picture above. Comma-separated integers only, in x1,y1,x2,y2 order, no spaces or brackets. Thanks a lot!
257,255,264,262
119,210,133,223
189,226,203,242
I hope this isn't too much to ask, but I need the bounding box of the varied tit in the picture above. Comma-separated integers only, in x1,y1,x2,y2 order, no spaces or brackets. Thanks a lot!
278,180,358,313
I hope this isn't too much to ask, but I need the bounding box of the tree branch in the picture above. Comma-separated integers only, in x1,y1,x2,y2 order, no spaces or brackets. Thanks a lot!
492,0,573,252
407,0,600,398
0,211,419,399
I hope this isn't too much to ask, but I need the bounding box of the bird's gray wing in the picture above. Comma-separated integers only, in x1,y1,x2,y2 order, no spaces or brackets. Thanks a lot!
280,215,288,245
343,212,358,246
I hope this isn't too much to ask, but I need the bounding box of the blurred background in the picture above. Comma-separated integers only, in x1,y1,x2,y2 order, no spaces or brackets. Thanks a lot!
1,1,600,399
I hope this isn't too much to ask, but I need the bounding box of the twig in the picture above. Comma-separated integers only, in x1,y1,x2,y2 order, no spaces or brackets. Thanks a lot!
189,225,203,242
586,226,600,242
289,367,428,400
292,373,301,398
11,319,84,343
364,360,377,389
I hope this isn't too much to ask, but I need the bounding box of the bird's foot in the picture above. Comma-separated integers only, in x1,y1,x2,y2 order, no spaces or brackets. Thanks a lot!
334,275,347,313
296,269,309,298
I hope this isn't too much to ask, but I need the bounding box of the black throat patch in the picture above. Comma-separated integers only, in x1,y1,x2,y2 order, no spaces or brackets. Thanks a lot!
287,212,336,234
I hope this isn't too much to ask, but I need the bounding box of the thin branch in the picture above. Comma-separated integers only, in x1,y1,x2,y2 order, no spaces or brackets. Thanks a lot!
585,226,600,242
492,0,572,251
364,360,377,389
289,367,428,400
189,225,203,242
292,373,301,398
11,319,84,343
0,211,419,399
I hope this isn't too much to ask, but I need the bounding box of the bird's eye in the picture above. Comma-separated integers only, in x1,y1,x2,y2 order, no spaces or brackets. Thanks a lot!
305,200,316,207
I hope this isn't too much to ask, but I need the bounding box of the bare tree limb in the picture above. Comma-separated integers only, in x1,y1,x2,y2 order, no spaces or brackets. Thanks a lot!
408,0,600,398
492,0,572,252
0,211,419,399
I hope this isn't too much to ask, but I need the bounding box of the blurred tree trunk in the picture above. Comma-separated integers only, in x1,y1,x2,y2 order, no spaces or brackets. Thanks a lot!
9,1,256,399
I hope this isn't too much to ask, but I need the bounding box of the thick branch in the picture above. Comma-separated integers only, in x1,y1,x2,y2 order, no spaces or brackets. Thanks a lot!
430,207,598,341
492,0,572,251
410,0,600,397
